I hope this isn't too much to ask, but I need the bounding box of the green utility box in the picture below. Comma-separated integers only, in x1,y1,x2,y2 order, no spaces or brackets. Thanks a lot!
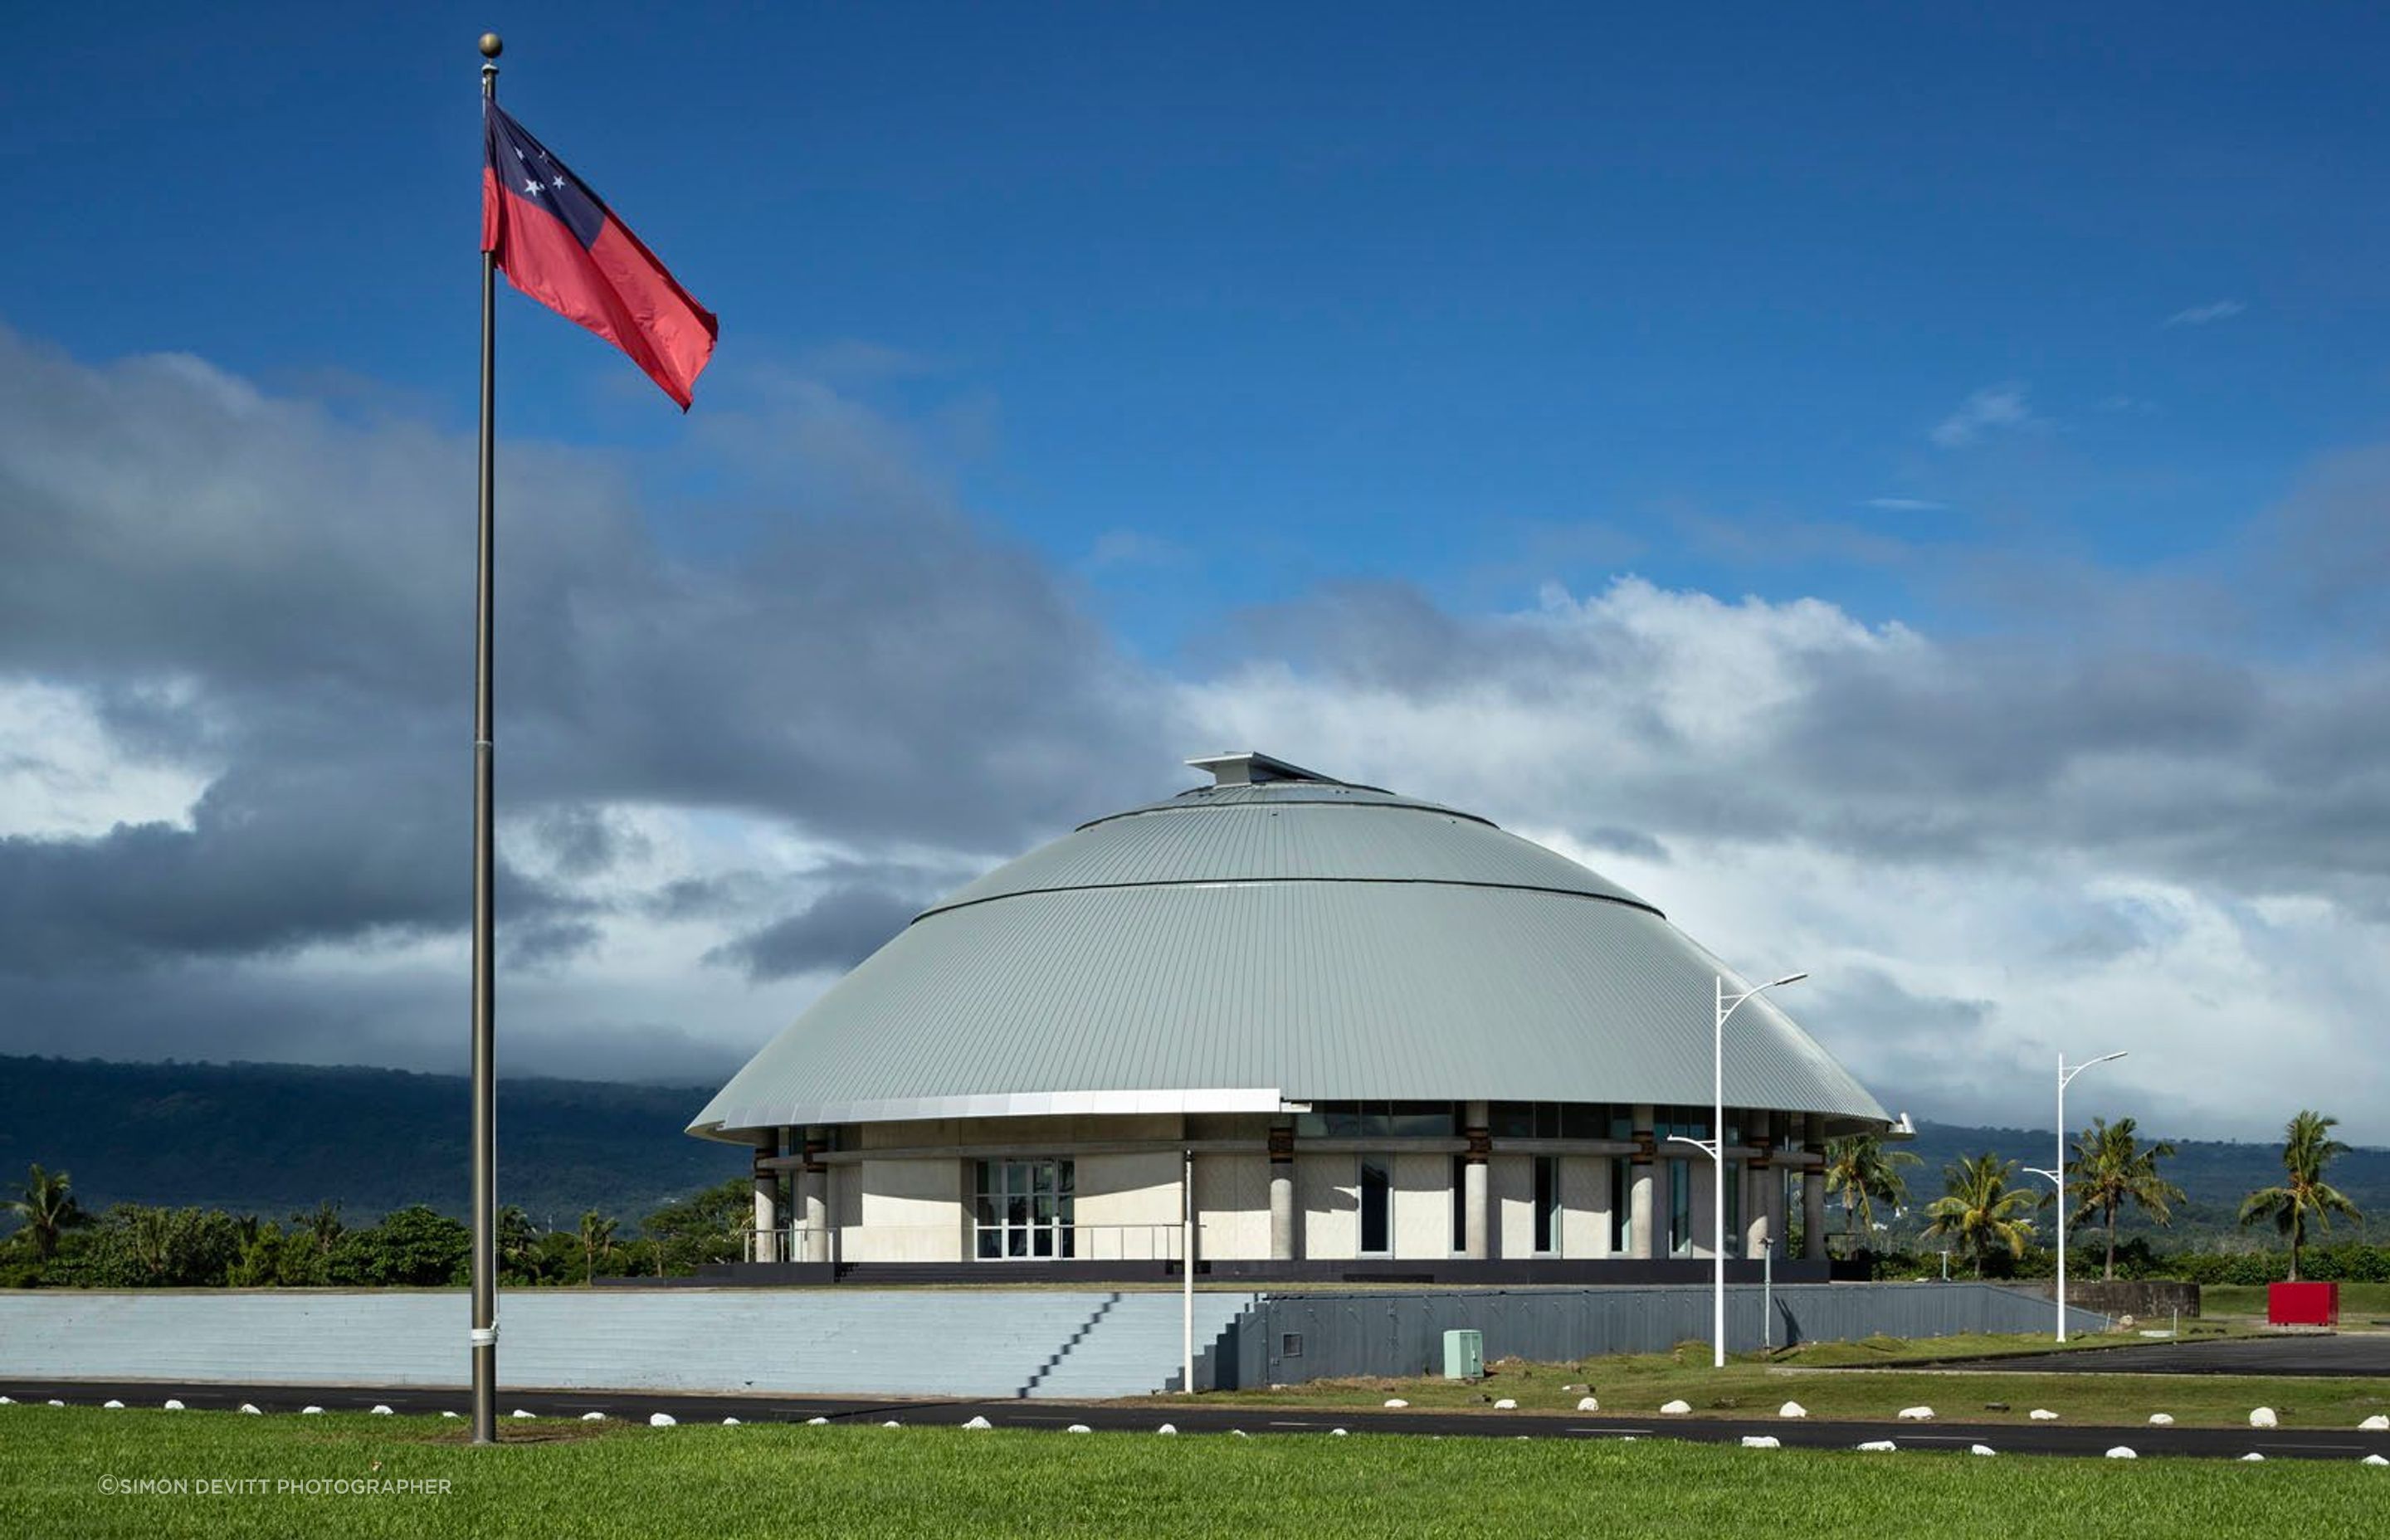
1441,1328,1484,1381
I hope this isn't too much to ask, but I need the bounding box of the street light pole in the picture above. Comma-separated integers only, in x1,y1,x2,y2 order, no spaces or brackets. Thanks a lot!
2024,1049,2126,1344
1667,971,1806,1369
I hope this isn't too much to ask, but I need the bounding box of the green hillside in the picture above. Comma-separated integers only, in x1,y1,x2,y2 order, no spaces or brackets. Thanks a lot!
0,1055,748,1225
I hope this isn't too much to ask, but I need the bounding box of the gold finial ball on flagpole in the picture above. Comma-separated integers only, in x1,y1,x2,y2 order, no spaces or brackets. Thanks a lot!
479,32,504,59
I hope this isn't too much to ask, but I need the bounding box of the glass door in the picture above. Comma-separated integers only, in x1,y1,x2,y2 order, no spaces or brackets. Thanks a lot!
974,1159,1075,1259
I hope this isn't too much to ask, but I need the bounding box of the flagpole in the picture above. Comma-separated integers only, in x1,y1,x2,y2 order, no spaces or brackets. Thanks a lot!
469,28,504,1448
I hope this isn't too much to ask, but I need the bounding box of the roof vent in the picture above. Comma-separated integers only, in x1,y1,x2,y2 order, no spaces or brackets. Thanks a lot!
1184,751,1339,787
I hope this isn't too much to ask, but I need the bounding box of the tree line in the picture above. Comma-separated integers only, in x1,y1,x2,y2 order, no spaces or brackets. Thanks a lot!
1823,1107,2364,1281
0,1174,753,1289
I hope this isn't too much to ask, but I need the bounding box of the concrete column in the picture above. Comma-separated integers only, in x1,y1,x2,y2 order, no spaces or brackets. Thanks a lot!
1268,1122,1295,1261
752,1144,782,1264
1628,1104,1656,1260
1461,1099,1490,1260
1802,1114,1827,1261
799,1130,830,1264
1744,1142,1773,1260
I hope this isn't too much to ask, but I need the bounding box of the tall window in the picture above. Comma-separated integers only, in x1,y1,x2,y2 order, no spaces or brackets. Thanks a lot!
1724,1159,1742,1258
1451,1155,1469,1254
973,1159,1074,1260
1610,1158,1630,1254
1667,1158,1692,1257
1533,1155,1560,1255
1359,1157,1392,1255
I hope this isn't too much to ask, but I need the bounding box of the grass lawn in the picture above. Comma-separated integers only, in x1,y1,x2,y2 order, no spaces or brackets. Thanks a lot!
1185,1335,2390,1430
2203,1283,2390,1323
2,1406,2385,1540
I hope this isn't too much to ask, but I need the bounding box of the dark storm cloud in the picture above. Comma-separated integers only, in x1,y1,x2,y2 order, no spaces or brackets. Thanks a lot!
707,883,930,982
0,325,1176,1056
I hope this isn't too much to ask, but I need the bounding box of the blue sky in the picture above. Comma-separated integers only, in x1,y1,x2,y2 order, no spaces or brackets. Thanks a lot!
5,3,2389,1137
13,3,2388,654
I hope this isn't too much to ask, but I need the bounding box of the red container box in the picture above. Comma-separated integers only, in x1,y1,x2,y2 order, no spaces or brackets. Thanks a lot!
2268,1281,2339,1327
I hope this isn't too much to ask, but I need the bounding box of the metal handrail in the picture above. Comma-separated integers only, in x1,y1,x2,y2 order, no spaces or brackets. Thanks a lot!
741,1221,1186,1265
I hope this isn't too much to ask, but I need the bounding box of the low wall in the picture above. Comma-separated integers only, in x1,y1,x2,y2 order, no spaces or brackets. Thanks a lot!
0,1289,1255,1400
2038,1279,2200,1320
1213,1283,2111,1388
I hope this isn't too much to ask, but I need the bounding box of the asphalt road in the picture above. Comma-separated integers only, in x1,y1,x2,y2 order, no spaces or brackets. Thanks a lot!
7,1379,2387,1462
1925,1334,2390,1377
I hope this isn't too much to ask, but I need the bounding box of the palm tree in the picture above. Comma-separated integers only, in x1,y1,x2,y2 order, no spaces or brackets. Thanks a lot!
1822,1135,1921,1255
5,1164,89,1260
1925,1153,2038,1278
295,1201,344,1259
2067,1117,2184,1279
578,1211,619,1284
2240,1110,2363,1281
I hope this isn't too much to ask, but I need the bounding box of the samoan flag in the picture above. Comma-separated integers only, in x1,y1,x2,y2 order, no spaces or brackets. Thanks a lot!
482,102,718,409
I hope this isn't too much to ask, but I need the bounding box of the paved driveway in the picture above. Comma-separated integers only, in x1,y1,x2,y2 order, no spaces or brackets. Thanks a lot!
1928,1334,2390,1377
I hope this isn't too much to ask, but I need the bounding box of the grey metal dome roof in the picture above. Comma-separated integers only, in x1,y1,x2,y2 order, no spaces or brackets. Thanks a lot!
690,753,1888,1142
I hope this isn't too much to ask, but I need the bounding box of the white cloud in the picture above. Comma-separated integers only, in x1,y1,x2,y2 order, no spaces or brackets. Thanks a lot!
1929,385,2040,449
1177,577,2390,1141
0,679,212,838
2164,300,2246,329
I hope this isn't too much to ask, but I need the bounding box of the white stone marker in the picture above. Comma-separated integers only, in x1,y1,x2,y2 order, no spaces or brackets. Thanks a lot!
2105,1447,2137,1460
1970,1445,1996,1457
1896,1406,1934,1421
1577,1396,1600,1412
2362,1415,2390,1431
239,1404,262,1416
102,1400,124,1409
1740,1435,1781,1450
1659,1400,1691,1416
1156,1423,1178,1435
2250,1407,2278,1429
163,1400,185,1411
1066,1424,1092,1434
2028,1408,2059,1421
1383,1399,1409,1409
2240,1452,2266,1462
1778,1401,1807,1419
648,1413,676,1427
582,1412,606,1421
510,1409,534,1420
440,1411,460,1420
2364,1454,2390,1467
806,1416,831,1425
723,1417,741,1425
1856,1440,1897,1452
1231,1429,1249,1437
1492,1398,1517,1410
963,1416,993,1430
300,1406,323,1415
370,1405,393,1416
1329,1427,1349,1436
880,1421,901,1429
2148,1413,2173,1425
46,1400,65,1408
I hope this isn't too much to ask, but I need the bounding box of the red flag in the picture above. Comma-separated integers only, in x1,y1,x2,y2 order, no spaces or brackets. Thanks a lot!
482,102,717,409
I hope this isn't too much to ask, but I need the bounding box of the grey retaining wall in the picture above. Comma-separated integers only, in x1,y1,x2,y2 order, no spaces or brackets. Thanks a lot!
0,1289,1255,1401
0,1284,2107,1398
1212,1283,2111,1388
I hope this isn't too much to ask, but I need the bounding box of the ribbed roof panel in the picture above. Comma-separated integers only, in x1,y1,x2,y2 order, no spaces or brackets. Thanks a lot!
691,880,1887,1138
928,797,1652,916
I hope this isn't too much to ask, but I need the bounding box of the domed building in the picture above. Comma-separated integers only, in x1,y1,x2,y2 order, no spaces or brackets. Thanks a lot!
691,752,1891,1282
